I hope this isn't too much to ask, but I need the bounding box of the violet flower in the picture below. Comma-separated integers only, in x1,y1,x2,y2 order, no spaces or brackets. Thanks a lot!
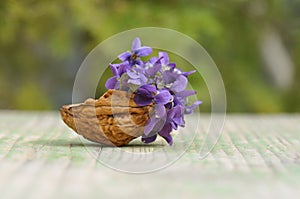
118,37,152,65
105,37,201,145
134,85,172,107
105,61,130,90
134,85,173,143
158,52,176,69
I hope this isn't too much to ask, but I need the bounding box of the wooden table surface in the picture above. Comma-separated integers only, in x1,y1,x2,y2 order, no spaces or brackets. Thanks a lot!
0,111,299,199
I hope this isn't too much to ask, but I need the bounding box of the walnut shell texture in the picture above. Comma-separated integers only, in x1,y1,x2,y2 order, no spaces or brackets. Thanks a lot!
60,90,152,147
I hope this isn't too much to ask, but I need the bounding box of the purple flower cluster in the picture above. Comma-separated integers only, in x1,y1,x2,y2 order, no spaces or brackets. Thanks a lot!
105,37,202,145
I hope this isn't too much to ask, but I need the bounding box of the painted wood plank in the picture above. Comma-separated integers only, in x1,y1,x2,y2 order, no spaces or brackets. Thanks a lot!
0,112,300,198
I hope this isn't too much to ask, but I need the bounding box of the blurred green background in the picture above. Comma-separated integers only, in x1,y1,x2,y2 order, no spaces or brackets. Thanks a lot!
1,0,299,112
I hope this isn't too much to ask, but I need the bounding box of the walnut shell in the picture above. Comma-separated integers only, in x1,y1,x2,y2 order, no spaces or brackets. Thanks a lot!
60,90,152,147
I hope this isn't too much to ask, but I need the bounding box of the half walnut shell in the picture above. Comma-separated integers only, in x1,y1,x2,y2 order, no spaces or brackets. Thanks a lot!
60,89,152,147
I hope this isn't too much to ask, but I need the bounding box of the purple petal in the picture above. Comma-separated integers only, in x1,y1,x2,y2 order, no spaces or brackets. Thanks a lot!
149,57,159,64
109,64,118,76
118,51,131,61
135,59,144,65
193,100,203,107
140,74,148,85
168,63,176,69
185,100,202,114
120,78,129,89
132,37,141,50
176,90,196,98
134,85,156,105
159,52,169,66
165,102,173,109
167,107,176,120
171,75,187,92
135,47,152,57
173,105,184,118
182,70,196,76
142,134,157,143
140,84,157,94
163,71,178,84
173,95,180,107
170,121,177,130
168,105,185,128
155,104,166,118
105,77,118,89
110,62,130,76
118,61,131,75
128,78,141,85
158,123,173,145
127,70,139,79
144,115,158,135
134,94,152,106
159,123,172,136
173,115,185,127
135,64,145,73
146,63,162,76
155,89,172,104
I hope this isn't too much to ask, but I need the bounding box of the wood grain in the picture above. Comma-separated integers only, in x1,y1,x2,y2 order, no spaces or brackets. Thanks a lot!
0,112,300,199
